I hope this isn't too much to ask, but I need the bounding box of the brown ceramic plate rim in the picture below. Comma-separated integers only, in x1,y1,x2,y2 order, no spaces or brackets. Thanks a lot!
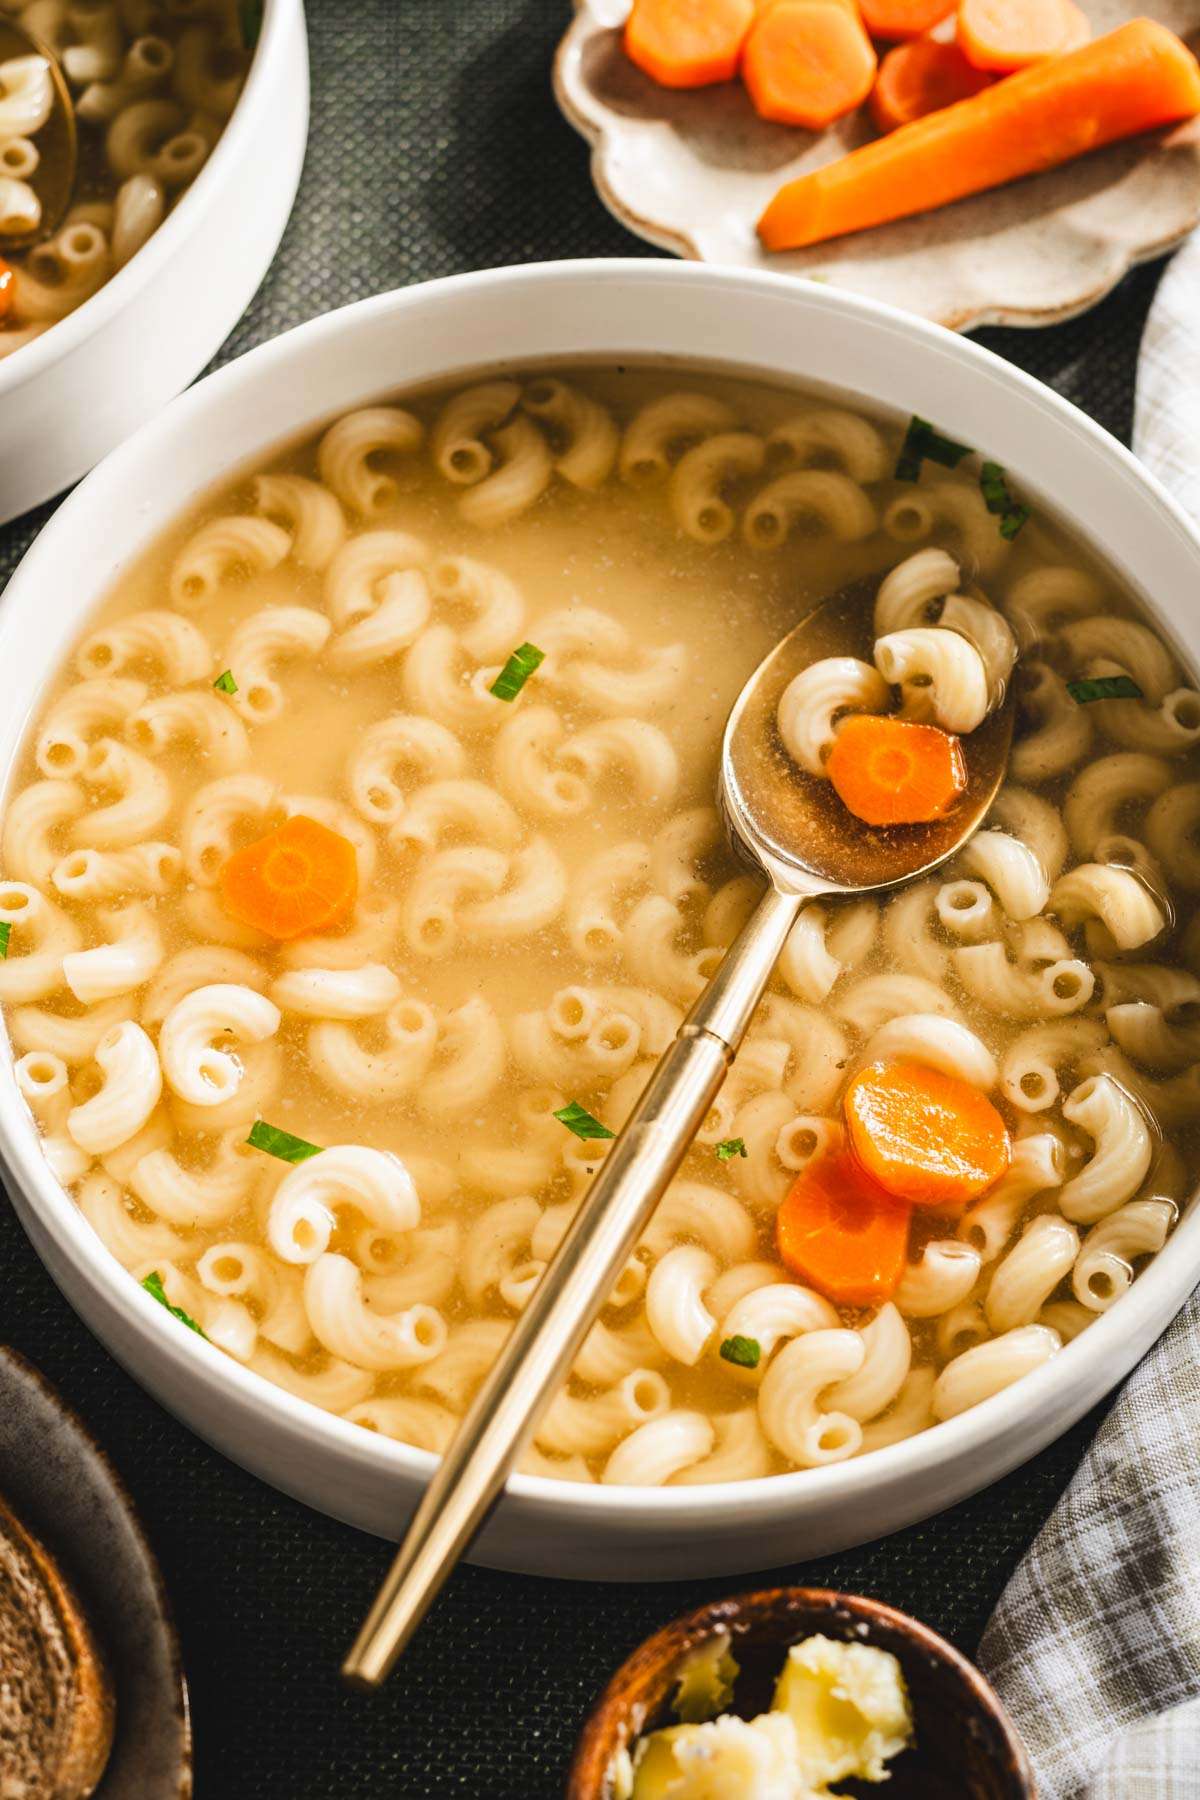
0,1345,192,1799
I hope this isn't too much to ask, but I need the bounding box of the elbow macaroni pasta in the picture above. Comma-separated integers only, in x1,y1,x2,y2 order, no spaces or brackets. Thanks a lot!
4,367,1197,1487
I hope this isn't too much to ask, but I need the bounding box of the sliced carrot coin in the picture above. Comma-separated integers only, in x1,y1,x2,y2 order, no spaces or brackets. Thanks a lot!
743,0,877,127
624,0,756,88
870,39,993,133
958,0,1090,73
776,1145,912,1307
754,0,863,20
827,713,967,826
0,256,13,323
844,1059,1009,1214
857,0,956,41
219,814,358,940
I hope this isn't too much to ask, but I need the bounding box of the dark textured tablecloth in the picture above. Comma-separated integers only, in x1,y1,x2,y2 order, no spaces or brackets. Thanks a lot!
0,3,1175,1794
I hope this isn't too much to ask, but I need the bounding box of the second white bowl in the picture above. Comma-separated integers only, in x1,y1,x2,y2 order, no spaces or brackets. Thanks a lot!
0,0,308,527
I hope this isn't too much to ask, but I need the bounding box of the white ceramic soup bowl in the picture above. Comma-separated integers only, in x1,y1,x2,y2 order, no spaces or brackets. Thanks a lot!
0,0,308,528
3,261,1200,1581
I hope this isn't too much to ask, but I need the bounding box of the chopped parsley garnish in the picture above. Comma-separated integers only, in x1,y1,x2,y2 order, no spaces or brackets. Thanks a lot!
0,922,11,960
1066,674,1144,705
489,642,545,702
213,669,238,695
715,1137,747,1162
238,0,263,49
246,1119,323,1163
719,1335,761,1369
895,415,972,483
979,461,1030,541
142,1270,206,1337
553,1101,615,1142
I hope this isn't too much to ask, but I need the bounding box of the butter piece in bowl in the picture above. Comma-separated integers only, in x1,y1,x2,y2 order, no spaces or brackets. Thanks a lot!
624,1632,912,1798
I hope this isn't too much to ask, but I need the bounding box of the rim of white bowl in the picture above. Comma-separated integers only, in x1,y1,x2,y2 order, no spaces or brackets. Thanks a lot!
5,257,1200,1522
0,0,295,398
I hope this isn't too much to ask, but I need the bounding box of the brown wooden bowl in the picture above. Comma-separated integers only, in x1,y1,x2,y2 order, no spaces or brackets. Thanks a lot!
567,1586,1036,1799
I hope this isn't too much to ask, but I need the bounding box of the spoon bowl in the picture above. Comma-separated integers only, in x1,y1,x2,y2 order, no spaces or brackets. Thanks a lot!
0,21,77,252
721,576,1015,895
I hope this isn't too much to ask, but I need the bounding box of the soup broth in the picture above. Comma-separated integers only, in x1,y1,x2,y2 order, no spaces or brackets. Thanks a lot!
4,364,1198,1486
0,0,249,360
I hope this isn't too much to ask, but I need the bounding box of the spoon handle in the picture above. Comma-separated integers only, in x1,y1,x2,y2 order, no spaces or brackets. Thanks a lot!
342,883,805,1687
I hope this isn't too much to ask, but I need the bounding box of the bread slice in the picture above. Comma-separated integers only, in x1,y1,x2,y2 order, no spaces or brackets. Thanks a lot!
0,1492,115,1799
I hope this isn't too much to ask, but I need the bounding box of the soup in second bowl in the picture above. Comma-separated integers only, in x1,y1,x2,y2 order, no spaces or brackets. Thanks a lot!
3,365,1198,1487
0,0,251,360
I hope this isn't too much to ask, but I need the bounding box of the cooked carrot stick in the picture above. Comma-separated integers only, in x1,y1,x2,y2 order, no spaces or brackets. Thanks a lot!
870,39,993,132
844,1060,1009,1213
757,19,1200,252
777,1145,911,1307
220,814,358,940
0,257,12,324
624,0,756,88
743,0,877,126
857,0,955,41
827,714,967,825
958,0,1089,72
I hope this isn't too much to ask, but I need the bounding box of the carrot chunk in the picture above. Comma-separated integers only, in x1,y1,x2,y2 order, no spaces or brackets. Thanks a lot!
757,19,1200,251
870,40,993,132
755,0,861,15
219,814,358,940
624,0,756,88
958,0,1089,71
857,0,956,42
827,714,966,825
776,1145,911,1307
743,1,877,128
0,257,13,324
844,1060,1009,1213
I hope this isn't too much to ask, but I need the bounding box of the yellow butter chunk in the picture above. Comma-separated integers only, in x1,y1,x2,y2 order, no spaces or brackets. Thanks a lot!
631,1712,809,1800
672,1630,740,1724
770,1634,914,1786
627,1631,914,1798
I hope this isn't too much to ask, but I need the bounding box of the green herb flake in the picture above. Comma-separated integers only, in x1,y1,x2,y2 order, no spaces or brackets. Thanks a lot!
895,415,972,483
719,1335,761,1370
246,1119,323,1164
142,1270,206,1337
553,1101,615,1142
238,0,263,50
489,642,545,703
213,669,238,695
979,460,1009,510
0,922,11,960
1066,674,1144,705
979,461,1030,541
715,1137,747,1162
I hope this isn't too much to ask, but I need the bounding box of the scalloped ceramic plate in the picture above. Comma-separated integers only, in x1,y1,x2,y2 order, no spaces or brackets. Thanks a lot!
554,0,1200,330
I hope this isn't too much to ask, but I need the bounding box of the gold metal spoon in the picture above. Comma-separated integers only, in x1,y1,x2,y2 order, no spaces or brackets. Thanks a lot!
343,575,1014,1688
0,19,77,254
